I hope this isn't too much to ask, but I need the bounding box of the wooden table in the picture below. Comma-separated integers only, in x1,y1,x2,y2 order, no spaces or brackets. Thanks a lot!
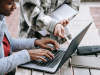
15,45,100,75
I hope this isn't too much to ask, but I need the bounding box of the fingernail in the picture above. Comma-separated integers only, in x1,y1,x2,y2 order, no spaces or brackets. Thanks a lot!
56,48,59,50
57,48,60,50
51,48,54,50
45,60,47,62
49,56,52,59
53,55,55,57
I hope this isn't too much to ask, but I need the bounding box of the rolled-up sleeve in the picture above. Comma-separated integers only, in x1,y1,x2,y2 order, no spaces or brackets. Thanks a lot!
37,11,59,33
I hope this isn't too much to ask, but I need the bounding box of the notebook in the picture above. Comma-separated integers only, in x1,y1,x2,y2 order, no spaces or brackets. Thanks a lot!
71,56,100,69
49,4,78,21
18,22,92,74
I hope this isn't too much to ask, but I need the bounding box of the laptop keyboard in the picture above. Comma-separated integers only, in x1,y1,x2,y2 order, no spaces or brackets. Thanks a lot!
37,50,65,68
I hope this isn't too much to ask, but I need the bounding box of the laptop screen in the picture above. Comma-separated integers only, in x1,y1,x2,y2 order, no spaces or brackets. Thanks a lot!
56,22,92,72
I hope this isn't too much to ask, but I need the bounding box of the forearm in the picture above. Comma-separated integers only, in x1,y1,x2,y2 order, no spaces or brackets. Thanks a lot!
0,50,30,75
37,13,59,33
10,38,37,52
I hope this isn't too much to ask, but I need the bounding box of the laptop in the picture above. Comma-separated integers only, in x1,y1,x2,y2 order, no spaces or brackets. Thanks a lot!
18,22,92,74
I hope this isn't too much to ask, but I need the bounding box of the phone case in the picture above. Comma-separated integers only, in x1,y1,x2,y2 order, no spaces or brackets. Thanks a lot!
77,46,100,55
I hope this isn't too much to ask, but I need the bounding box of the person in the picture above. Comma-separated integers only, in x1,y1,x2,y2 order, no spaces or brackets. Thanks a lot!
18,0,80,44
0,0,60,75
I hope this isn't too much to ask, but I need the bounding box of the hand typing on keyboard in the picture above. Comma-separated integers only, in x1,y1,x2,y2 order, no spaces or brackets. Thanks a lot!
28,38,60,62
37,50,65,68
28,49,55,62
35,38,60,50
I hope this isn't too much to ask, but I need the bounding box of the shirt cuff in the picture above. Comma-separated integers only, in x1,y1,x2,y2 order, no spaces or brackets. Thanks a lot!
47,20,59,33
24,50,31,61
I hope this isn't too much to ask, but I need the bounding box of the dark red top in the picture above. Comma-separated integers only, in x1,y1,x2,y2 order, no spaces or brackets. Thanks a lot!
2,35,10,75
2,35,10,57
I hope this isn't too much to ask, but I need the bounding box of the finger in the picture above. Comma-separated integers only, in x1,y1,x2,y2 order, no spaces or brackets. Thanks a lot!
64,19,69,26
41,45,54,50
60,20,63,25
43,50,54,58
61,26,65,33
63,19,66,26
54,28,58,36
37,53,44,56
59,32,65,38
37,56,47,62
43,53,52,59
65,19,69,24
46,39,60,50
49,40,60,50
58,27,65,38
46,51,55,58
42,38,59,49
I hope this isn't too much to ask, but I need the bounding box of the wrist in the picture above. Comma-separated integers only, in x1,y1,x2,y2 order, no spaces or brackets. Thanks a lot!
34,39,39,48
28,50,32,60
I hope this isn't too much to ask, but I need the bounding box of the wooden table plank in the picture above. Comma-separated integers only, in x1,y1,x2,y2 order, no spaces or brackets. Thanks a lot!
60,59,72,75
87,55,96,75
32,70,43,75
90,53,100,75
73,67,90,75
15,68,31,75
73,55,96,75
72,52,90,75
90,69,100,75
45,70,59,75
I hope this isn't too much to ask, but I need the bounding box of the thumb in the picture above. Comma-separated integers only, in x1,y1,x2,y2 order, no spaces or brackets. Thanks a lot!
60,26,65,38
